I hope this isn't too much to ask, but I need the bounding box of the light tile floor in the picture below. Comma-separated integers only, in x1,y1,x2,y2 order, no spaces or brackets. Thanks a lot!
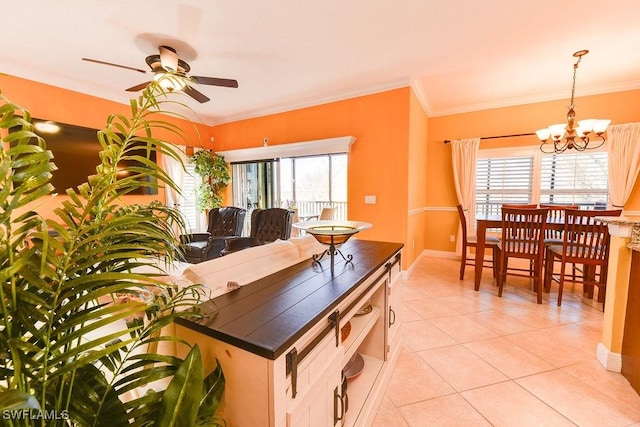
373,256,640,426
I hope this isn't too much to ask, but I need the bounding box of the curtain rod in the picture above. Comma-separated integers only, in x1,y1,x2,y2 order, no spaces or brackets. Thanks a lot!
443,132,535,144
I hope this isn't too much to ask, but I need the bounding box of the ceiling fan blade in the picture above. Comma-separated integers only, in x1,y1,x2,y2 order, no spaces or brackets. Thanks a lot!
126,81,151,92
191,76,238,88
82,57,147,74
183,85,210,103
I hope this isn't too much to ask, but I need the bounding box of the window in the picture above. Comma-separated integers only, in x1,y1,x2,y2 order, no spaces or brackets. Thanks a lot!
231,153,348,234
474,146,608,217
279,154,348,220
540,152,608,209
476,155,534,216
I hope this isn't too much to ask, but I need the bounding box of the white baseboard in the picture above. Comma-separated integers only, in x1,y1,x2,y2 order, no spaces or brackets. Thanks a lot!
597,342,622,372
423,249,459,260
402,251,425,280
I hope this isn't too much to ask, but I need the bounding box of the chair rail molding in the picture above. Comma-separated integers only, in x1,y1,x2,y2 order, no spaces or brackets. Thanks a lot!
423,206,457,212
216,136,356,163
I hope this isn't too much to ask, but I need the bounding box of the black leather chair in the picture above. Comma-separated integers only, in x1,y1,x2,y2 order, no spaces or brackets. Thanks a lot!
180,206,246,263
222,208,294,255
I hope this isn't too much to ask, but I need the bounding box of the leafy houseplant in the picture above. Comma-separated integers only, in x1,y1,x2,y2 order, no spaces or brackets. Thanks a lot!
0,80,224,426
189,150,230,212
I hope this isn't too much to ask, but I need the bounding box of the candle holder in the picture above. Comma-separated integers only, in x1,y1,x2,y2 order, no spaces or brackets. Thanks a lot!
293,221,372,274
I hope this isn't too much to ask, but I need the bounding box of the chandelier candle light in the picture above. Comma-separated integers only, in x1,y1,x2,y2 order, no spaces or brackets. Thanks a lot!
536,50,610,154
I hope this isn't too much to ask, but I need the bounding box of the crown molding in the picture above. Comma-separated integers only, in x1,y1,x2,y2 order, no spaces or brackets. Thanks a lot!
410,78,433,117
427,80,640,117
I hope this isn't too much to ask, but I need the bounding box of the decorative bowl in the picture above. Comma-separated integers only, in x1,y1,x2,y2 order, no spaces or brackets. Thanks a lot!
293,220,372,245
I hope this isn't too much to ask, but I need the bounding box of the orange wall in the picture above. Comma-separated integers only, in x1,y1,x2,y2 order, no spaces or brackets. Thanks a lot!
212,88,412,264
1,75,213,219
426,89,640,252
406,90,429,265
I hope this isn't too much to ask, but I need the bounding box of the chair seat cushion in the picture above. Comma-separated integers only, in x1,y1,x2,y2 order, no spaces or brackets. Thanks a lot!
185,241,208,251
548,244,606,259
544,238,563,245
468,235,500,245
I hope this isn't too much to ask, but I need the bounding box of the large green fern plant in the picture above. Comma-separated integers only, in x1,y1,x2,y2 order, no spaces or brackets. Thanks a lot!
0,80,224,426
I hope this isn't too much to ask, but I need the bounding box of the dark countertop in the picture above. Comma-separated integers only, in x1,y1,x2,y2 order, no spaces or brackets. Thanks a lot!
175,239,403,360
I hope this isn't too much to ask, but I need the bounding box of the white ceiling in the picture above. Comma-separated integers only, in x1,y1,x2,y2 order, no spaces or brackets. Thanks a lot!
3,0,640,125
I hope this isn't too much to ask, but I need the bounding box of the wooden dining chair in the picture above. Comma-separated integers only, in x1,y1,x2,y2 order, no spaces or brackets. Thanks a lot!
500,204,542,274
540,204,579,241
540,204,580,279
456,205,500,280
497,207,549,303
543,209,622,307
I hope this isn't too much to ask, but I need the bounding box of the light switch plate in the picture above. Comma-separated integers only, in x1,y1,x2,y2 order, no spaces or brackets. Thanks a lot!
364,195,376,204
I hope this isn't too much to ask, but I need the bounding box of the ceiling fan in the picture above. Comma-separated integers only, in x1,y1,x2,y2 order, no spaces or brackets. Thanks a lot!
82,45,238,103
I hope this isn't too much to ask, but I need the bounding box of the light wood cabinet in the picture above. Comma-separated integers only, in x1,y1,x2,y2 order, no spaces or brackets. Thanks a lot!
175,240,403,426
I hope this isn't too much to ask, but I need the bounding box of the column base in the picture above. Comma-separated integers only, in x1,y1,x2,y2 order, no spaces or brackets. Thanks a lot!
597,342,622,372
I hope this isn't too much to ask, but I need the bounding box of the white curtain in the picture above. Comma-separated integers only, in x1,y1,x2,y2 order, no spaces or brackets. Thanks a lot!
607,123,640,210
160,145,188,235
451,138,480,255
161,145,187,209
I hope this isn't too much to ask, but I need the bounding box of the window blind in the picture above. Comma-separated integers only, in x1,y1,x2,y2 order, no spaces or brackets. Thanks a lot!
540,152,608,209
475,156,534,216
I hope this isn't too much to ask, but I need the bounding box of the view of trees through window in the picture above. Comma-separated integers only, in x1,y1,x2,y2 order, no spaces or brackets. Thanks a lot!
231,153,348,234
279,154,347,219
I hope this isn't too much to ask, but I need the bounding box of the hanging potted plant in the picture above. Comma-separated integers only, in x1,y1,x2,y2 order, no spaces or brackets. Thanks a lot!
0,79,225,426
190,150,230,211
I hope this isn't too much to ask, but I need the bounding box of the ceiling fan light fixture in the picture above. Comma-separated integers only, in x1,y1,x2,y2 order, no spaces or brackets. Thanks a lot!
537,50,610,154
153,72,186,91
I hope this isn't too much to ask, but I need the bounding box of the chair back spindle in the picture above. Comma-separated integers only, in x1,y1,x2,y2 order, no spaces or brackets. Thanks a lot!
540,204,578,240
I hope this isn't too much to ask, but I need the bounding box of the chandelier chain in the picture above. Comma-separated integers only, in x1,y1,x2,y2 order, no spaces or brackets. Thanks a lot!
536,49,609,154
570,56,581,109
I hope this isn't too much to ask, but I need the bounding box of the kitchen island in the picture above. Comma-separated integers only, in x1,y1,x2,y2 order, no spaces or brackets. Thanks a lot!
175,239,403,426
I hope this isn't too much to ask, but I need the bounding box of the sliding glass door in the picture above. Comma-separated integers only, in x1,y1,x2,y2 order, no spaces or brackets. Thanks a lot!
231,153,348,235
231,159,280,235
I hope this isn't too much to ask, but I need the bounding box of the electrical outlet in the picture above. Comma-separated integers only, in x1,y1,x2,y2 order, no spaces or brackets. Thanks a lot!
450,234,455,242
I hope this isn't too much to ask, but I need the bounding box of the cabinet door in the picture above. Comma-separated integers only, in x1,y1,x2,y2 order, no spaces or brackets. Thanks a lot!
286,366,342,427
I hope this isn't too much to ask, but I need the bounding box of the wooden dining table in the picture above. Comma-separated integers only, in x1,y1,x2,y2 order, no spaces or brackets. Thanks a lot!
473,213,566,291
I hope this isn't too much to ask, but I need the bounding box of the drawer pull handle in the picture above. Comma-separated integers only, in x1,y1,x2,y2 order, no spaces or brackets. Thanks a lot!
334,386,347,424
329,310,340,347
287,348,298,398
389,307,396,327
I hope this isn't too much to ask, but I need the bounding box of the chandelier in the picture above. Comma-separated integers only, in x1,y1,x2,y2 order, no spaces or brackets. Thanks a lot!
536,50,610,154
